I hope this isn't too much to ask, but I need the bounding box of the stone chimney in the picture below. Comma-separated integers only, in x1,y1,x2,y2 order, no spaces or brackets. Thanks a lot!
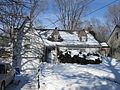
87,25,94,32
87,25,97,40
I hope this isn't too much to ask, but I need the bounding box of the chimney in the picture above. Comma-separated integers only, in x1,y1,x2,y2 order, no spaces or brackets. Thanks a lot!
87,25,97,40
55,27,58,30
87,25,94,32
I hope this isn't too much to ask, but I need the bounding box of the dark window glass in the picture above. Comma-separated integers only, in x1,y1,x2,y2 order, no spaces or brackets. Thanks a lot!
24,44,30,49
0,64,5,74
116,32,119,39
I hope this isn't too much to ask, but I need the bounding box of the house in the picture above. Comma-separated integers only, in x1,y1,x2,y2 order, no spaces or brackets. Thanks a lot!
39,28,102,63
10,18,44,68
107,24,120,60
22,29,44,59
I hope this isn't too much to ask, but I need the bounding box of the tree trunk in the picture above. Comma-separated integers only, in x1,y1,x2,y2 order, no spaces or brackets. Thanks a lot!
12,17,30,68
12,30,24,68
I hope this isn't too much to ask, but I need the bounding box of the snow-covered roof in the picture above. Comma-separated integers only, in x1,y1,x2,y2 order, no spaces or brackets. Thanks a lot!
39,30,101,47
100,42,109,47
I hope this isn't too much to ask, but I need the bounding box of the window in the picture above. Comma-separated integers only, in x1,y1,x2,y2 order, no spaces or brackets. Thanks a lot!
78,30,87,42
54,34,59,41
24,38,31,49
0,65,5,74
116,32,119,39
118,45,120,48
79,36,87,42
24,44,31,49
81,36,87,42
25,39,31,44
48,33,63,42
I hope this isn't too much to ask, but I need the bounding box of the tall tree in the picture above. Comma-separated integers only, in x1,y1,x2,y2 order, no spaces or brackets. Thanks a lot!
104,1,120,29
87,17,109,42
0,0,47,68
54,0,92,30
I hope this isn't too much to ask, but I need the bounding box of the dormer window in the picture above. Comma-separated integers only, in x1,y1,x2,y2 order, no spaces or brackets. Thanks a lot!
54,34,59,41
78,30,87,42
81,36,87,42
47,30,63,42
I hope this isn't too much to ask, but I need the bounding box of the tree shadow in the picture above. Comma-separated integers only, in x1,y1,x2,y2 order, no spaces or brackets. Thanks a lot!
102,57,120,83
6,75,30,90
6,59,39,90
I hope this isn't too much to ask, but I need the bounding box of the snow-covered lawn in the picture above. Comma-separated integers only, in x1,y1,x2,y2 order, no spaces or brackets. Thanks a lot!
39,57,120,90
6,58,40,90
6,57,120,90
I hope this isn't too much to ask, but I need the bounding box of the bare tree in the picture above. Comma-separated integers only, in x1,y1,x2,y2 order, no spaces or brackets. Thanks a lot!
0,0,47,68
87,17,109,42
104,1,120,29
54,0,91,30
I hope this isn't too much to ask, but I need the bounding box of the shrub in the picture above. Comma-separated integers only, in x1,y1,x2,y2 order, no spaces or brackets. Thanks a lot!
58,52,102,65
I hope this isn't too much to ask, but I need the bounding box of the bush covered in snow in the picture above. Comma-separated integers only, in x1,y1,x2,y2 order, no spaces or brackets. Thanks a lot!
58,51,102,65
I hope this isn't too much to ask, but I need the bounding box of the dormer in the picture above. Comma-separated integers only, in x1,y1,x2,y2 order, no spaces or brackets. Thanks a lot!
47,30,63,42
78,30,87,42
52,30,59,41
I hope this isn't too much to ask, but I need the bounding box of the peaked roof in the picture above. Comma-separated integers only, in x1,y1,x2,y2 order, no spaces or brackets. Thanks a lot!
39,30,101,47
107,24,120,43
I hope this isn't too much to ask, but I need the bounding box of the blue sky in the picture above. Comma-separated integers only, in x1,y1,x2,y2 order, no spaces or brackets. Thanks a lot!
38,0,119,29
86,0,118,20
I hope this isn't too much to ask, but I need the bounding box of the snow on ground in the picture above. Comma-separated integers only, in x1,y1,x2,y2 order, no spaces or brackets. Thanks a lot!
39,57,120,90
6,57,120,90
6,58,40,90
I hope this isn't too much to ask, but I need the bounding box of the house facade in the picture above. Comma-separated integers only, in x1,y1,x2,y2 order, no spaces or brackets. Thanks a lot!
39,29,102,63
10,19,44,69
100,42,110,56
107,24,120,60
